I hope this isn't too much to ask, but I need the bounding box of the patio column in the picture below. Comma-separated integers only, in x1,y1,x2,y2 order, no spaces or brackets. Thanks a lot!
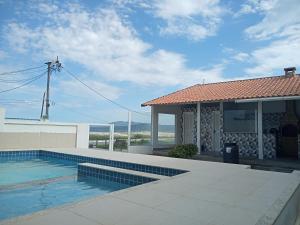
257,101,264,159
197,102,201,153
151,106,159,149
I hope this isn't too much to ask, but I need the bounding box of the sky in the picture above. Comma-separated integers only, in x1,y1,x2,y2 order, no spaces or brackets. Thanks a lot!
0,0,299,124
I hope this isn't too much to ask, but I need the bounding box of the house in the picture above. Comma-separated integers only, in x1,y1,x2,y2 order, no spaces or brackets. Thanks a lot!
142,67,300,160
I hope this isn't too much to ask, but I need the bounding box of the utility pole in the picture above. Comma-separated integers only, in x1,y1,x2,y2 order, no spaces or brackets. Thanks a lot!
45,61,51,120
42,57,61,121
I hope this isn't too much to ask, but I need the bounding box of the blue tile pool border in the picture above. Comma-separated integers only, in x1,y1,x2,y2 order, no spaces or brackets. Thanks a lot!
78,164,157,186
0,150,39,161
0,150,188,177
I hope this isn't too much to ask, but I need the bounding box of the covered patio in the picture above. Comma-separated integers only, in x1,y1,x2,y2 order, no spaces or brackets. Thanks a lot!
144,68,300,160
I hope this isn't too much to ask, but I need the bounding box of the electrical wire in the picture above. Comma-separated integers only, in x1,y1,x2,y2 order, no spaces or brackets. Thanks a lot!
62,67,149,116
0,70,47,83
0,99,41,105
0,72,46,94
53,102,111,124
0,65,44,76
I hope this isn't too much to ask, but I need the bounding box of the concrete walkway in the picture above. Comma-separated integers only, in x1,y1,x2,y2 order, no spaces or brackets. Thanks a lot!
1,148,300,225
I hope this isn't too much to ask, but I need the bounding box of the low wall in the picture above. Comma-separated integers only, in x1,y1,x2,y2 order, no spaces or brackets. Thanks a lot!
0,108,89,149
0,132,76,149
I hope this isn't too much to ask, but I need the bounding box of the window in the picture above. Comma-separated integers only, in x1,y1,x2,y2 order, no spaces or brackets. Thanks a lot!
223,102,257,133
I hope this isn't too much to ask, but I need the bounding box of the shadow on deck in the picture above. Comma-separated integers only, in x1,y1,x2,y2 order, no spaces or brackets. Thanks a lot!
153,149,300,172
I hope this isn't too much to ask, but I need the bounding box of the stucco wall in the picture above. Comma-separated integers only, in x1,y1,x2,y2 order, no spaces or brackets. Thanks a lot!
0,108,89,149
0,132,76,149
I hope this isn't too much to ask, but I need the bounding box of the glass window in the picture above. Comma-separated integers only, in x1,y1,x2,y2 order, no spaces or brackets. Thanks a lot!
223,102,257,133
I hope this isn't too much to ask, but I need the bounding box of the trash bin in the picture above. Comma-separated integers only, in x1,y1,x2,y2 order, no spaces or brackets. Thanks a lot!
223,143,239,164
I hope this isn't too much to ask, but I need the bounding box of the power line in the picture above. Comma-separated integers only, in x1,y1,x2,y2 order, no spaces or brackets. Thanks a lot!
0,65,44,76
54,102,111,124
0,70,47,83
0,72,46,94
0,99,41,103
62,67,149,116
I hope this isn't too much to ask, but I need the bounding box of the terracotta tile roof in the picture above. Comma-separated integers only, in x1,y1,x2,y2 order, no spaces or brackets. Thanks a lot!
142,75,300,106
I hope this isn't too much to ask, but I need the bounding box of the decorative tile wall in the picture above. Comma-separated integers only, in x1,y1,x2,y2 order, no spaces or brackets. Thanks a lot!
262,113,284,133
261,112,284,159
221,133,258,157
200,104,219,152
263,134,276,159
179,105,299,159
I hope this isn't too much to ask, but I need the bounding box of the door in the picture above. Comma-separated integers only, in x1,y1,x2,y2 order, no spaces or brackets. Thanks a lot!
183,112,194,144
212,111,220,151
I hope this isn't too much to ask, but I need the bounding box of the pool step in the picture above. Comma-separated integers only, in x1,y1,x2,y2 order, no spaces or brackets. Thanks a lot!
78,163,167,186
0,175,76,191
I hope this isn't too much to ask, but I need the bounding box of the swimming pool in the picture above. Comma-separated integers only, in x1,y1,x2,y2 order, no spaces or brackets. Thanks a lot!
0,150,186,222
0,153,131,221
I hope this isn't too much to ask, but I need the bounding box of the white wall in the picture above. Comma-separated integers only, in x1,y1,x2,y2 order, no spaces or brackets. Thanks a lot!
3,121,77,133
0,108,90,149
76,124,89,149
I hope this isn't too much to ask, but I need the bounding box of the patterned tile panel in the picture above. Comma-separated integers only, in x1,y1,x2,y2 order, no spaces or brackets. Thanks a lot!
200,104,219,152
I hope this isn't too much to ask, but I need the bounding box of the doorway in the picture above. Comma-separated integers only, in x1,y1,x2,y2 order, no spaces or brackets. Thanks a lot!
183,112,194,144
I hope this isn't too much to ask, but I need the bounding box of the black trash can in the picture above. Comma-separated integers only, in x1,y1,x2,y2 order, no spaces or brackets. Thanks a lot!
223,143,239,164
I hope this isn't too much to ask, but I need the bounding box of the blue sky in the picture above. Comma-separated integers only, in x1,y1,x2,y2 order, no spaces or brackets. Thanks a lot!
0,0,299,124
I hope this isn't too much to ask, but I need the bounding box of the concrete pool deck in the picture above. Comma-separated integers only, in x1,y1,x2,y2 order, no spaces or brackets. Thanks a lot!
1,148,300,225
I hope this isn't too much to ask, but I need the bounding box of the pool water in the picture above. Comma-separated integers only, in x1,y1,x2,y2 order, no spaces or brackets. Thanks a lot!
0,157,131,221
0,158,76,185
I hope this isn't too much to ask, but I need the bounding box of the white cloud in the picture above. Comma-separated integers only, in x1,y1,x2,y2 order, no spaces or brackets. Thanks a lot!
242,0,300,74
153,0,225,41
233,52,249,62
114,0,225,41
4,2,227,88
235,0,278,17
245,0,300,40
246,35,300,74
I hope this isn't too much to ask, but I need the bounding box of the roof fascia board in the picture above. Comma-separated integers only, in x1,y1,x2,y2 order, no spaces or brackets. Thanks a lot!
235,96,300,103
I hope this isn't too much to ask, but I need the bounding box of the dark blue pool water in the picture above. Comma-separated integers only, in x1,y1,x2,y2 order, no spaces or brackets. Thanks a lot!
0,157,131,221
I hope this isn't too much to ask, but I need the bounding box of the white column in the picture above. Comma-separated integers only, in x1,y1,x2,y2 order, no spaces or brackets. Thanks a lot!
151,106,159,149
175,112,182,145
197,102,201,153
76,124,89,148
127,111,131,149
257,101,263,159
109,123,114,152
